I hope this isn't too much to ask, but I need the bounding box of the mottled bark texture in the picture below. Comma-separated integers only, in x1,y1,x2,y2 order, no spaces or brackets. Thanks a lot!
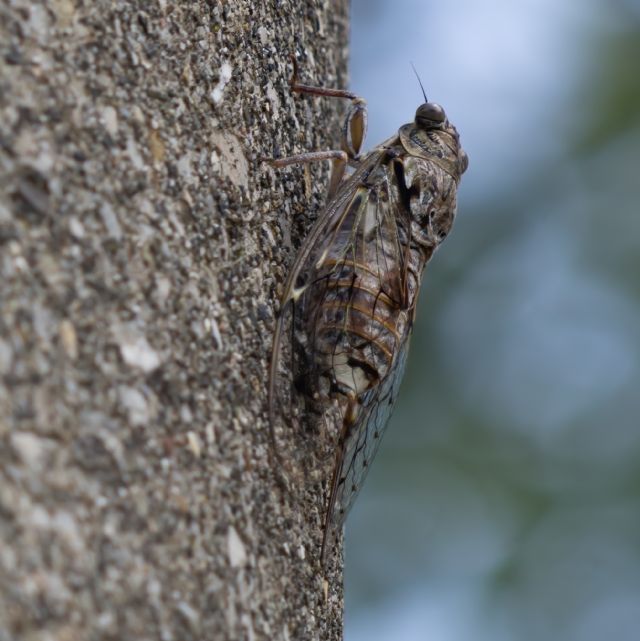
0,1,349,639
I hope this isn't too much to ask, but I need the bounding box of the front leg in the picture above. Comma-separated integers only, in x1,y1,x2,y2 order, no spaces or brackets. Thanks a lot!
289,56,368,162
263,57,369,199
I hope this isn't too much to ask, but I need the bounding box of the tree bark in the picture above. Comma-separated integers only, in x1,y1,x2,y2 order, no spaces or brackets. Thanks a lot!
0,1,349,639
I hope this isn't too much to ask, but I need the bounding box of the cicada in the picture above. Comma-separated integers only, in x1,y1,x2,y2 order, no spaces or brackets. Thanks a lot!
267,58,468,566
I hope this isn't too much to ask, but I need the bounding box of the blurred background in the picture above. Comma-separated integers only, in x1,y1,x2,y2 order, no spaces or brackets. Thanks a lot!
346,1,640,640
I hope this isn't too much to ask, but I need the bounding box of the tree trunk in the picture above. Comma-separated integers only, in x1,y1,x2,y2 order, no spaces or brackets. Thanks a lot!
0,1,349,639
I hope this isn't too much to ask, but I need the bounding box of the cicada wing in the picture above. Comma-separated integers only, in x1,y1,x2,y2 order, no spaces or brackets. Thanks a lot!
269,145,415,565
267,169,374,476
320,338,410,563
268,151,403,471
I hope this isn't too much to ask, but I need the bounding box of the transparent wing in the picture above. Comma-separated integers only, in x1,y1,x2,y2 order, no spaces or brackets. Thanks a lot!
268,144,415,564
269,149,405,445
320,337,410,563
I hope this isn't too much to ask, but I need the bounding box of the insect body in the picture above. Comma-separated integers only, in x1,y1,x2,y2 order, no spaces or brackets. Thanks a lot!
267,60,468,566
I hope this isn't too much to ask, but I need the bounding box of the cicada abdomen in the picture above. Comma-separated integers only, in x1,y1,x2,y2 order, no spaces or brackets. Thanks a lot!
267,60,468,566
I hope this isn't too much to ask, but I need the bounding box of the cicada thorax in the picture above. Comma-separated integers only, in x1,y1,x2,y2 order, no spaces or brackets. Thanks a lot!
401,149,460,242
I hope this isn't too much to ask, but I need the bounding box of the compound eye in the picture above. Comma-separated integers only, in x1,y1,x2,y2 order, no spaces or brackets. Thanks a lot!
459,149,469,174
415,102,446,128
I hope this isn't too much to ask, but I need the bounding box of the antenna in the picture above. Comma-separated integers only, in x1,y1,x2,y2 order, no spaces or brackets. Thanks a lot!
410,62,428,103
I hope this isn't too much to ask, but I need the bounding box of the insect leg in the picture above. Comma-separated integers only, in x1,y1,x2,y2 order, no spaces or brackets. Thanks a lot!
289,58,368,163
266,150,348,168
263,150,349,201
263,59,367,197
262,103,364,196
